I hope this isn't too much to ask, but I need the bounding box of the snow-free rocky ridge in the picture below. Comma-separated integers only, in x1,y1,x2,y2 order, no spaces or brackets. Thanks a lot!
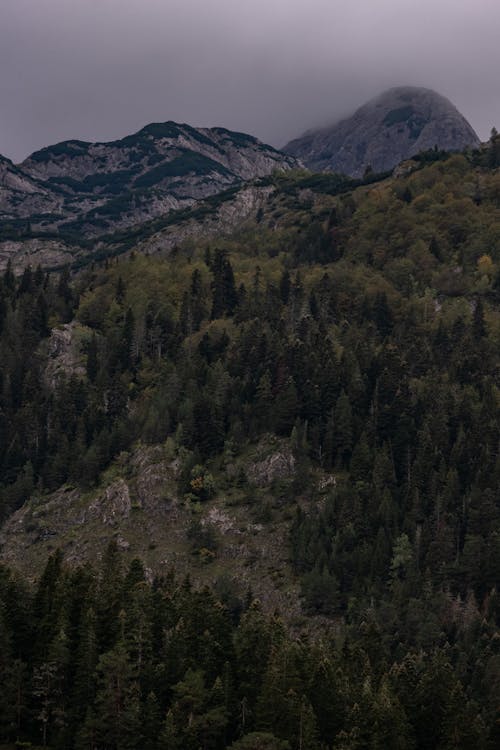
0,122,299,269
284,86,480,177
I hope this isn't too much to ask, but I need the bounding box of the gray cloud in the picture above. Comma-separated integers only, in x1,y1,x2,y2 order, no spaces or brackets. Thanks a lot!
1,0,499,161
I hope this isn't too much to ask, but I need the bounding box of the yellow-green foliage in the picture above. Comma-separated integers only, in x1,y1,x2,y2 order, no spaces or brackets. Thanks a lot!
337,155,500,294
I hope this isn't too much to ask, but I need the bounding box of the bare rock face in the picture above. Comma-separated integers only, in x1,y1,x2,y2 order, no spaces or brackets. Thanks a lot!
0,442,303,620
247,449,296,487
284,87,480,177
130,184,275,259
87,480,132,526
43,321,89,388
0,237,76,273
0,122,298,269
2,123,297,237
0,155,62,217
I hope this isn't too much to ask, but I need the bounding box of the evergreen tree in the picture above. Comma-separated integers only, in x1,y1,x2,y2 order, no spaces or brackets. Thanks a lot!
211,250,238,319
91,641,142,750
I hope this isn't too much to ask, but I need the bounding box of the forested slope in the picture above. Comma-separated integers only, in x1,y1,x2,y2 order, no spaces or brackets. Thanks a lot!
0,143,499,748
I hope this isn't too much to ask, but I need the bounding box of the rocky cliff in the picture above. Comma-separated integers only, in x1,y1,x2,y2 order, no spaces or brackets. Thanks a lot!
284,86,480,177
0,122,298,267
0,440,304,618
0,154,63,218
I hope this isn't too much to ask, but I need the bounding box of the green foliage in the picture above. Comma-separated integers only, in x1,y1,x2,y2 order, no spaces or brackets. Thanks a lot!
300,568,340,616
29,140,89,162
188,465,216,501
229,732,290,749
212,127,259,147
0,536,498,749
134,150,231,188
0,149,499,748
390,534,414,583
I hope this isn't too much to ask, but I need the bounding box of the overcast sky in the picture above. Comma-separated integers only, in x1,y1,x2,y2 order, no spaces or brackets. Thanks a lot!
1,0,499,162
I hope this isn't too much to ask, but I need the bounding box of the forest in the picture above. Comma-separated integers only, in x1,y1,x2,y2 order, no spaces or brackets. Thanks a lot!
0,548,497,750
0,145,499,748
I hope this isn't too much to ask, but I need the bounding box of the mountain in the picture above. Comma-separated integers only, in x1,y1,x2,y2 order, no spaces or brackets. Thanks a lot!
0,153,63,217
1,145,499,584
0,144,499,748
0,122,298,269
284,86,480,177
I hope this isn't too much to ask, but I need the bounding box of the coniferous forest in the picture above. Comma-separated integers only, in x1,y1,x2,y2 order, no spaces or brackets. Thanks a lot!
0,147,499,748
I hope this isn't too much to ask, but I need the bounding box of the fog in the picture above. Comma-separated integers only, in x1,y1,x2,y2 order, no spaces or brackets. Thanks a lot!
1,0,499,161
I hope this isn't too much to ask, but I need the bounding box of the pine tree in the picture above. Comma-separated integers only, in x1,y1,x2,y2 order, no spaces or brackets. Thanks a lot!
234,603,277,715
228,732,291,750
279,270,291,305
273,378,298,436
371,676,415,750
211,250,237,319
0,602,16,741
86,334,99,383
95,542,124,652
254,371,273,432
334,390,353,467
92,641,142,750
72,605,98,723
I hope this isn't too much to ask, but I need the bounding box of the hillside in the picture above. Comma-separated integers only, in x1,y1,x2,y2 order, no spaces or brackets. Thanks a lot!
1,144,499,585
284,86,480,177
0,122,298,270
0,144,499,748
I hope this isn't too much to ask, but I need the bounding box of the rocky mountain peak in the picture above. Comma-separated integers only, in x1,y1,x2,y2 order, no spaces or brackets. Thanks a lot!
284,86,480,177
0,121,298,251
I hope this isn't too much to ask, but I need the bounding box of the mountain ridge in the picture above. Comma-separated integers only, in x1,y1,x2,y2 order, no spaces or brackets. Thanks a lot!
0,91,489,273
0,120,299,251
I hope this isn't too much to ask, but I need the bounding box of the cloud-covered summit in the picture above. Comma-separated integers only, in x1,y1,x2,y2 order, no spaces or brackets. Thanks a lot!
284,86,480,177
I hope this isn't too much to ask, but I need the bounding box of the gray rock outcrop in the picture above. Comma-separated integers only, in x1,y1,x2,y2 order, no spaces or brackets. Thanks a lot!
283,86,480,177
0,121,299,268
247,449,296,487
